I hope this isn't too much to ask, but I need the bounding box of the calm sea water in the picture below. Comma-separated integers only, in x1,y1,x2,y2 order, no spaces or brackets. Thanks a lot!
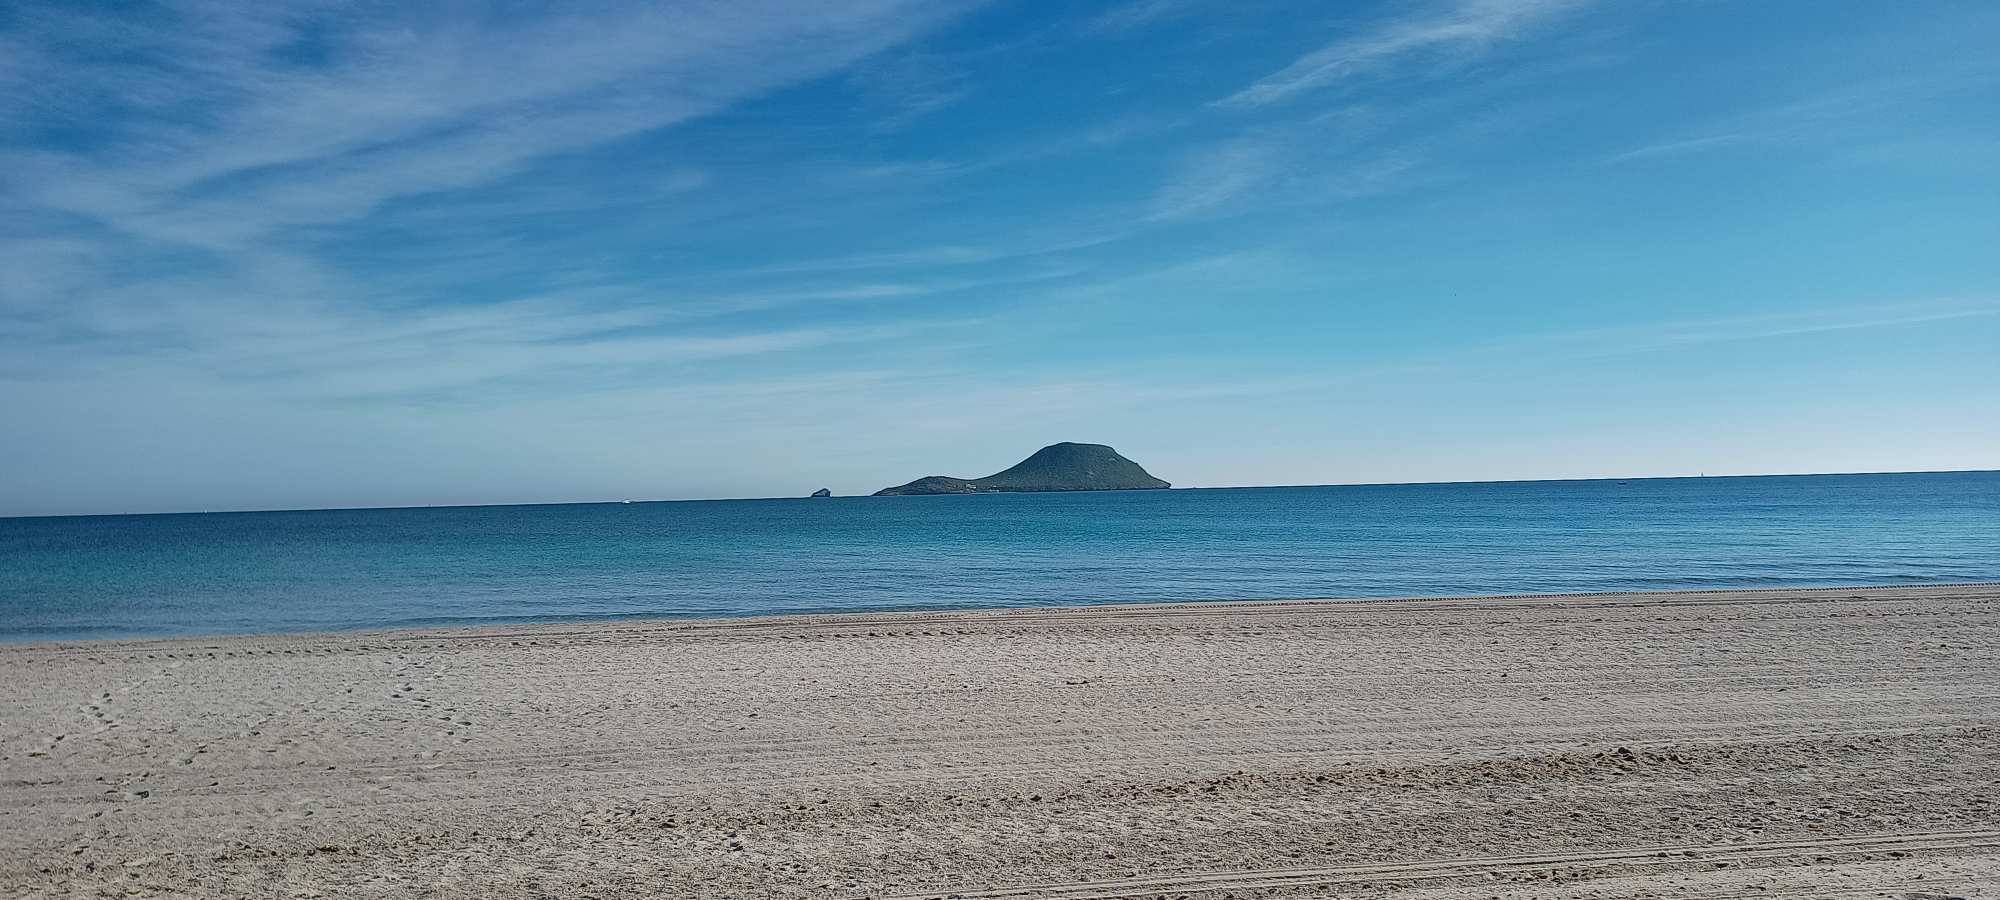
3,471,1996,641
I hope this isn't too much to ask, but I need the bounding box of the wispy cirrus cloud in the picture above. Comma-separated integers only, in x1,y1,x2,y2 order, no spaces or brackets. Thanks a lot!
1220,0,1591,108
1146,0,1596,223
1,0,987,250
1606,65,2000,164
1548,299,2000,358
0,0,1001,407
1148,137,1282,221
1083,0,1202,36
1147,133,1430,224
846,51,975,130
0,254,982,401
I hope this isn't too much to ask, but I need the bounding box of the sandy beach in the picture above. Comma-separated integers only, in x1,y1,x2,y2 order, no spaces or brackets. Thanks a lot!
3,584,1997,898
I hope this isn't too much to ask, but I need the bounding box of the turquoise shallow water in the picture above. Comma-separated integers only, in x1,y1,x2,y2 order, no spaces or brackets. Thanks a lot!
3,471,1996,641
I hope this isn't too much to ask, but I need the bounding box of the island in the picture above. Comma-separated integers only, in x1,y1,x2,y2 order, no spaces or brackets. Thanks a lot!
873,442,1170,496
810,488,832,498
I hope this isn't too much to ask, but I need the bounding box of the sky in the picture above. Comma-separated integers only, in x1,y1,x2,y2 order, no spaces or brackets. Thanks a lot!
2,0,1997,516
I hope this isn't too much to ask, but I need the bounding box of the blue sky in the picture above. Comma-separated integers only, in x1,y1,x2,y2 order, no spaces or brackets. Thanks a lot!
2,0,1997,515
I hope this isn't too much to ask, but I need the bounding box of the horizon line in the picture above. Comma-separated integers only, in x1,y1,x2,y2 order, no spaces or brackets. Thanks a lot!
4,466,1993,521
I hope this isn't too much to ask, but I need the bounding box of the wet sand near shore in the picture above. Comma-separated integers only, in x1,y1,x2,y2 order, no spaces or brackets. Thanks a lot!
3,584,1997,898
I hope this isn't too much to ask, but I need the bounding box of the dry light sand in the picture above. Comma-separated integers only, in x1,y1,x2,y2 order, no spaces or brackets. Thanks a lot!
3,584,1998,899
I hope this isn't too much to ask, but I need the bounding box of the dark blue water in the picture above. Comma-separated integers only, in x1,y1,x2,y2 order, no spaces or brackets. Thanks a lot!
3,471,1996,641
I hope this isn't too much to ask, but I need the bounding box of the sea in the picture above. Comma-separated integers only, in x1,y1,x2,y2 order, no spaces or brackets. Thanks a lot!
3,471,1996,642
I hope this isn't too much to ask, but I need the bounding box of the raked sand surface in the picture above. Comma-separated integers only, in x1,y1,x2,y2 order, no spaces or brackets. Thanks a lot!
3,584,1998,899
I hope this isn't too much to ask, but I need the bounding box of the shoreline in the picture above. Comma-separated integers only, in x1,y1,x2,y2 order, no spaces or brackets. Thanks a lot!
10,580,2000,649
6,582,1997,897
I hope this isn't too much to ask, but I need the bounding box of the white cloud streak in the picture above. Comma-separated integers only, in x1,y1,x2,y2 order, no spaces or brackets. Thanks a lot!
0,0,998,403
1148,137,1280,221
1084,0,1200,36
2,0,983,249
1552,299,2000,357
1606,66,2000,164
1221,0,1589,108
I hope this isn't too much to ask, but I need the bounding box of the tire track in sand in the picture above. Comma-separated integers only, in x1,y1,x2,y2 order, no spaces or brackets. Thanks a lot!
876,829,2000,899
